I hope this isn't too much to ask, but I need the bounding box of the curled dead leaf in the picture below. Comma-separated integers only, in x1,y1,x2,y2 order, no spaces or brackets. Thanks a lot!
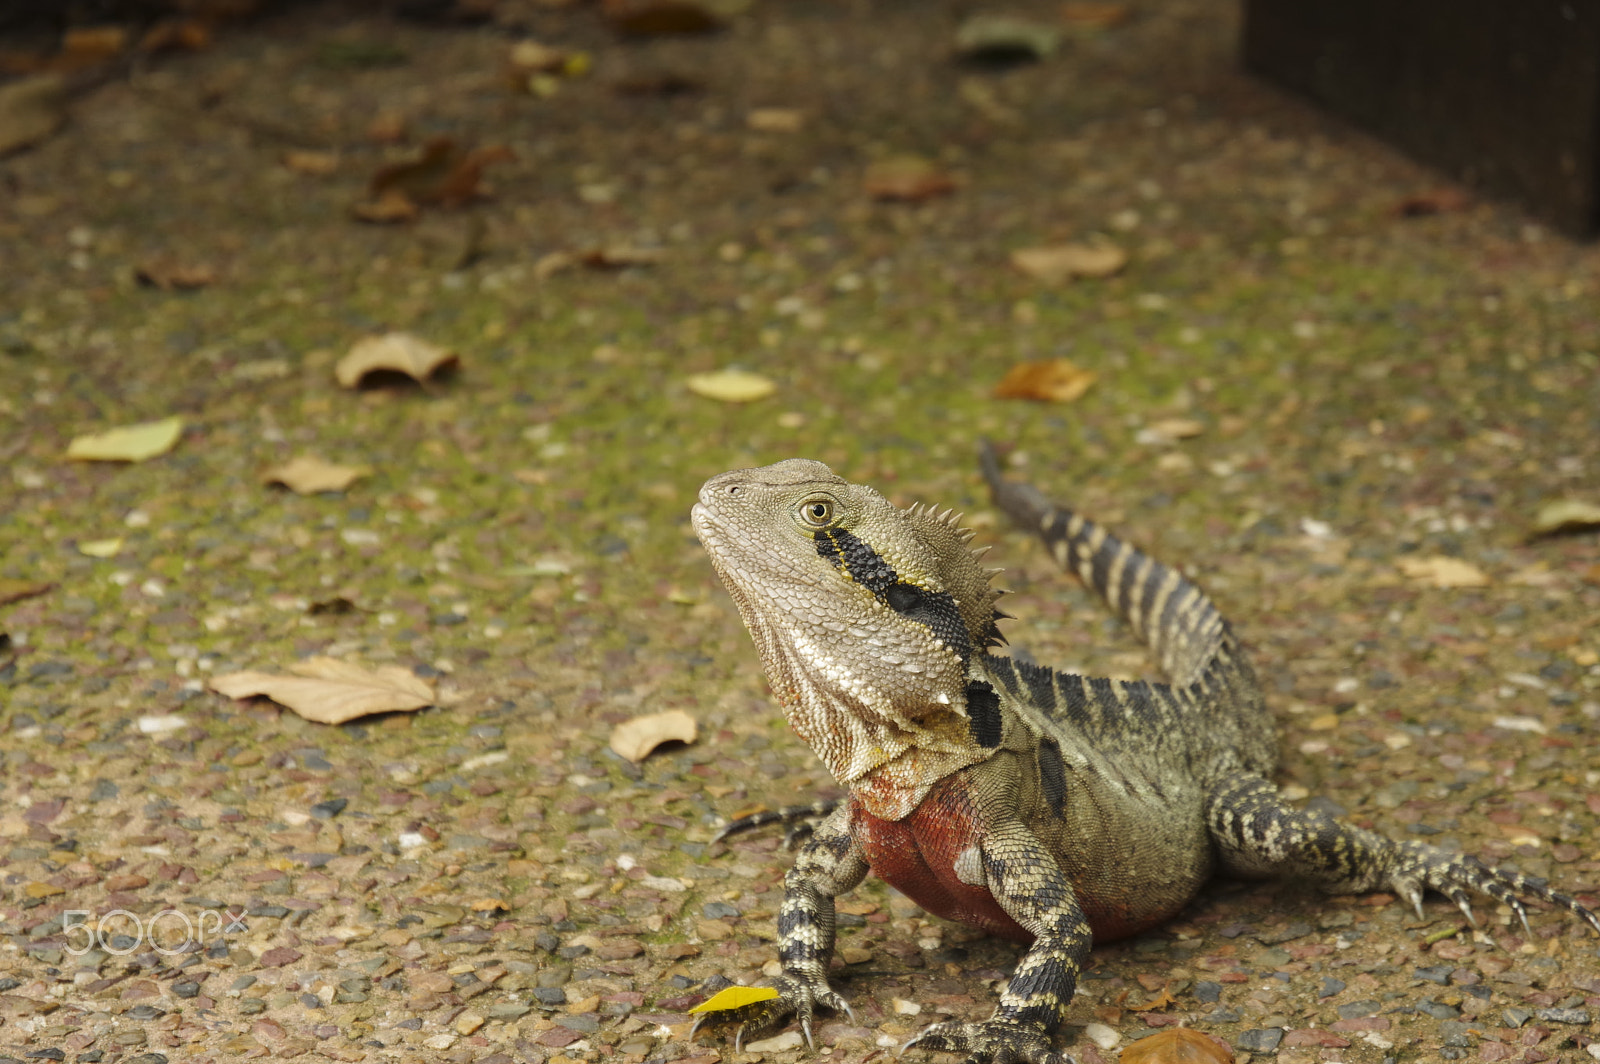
863,155,956,202
209,657,435,725
581,245,667,268
602,0,740,36
686,369,776,403
335,333,459,389
138,19,212,55
1011,241,1127,282
534,251,577,281
351,188,418,224
135,258,217,290
1061,3,1133,29
612,71,704,96
1136,418,1205,445
263,455,371,494
747,108,804,133
1530,498,1600,537
77,538,123,559
1397,555,1490,589
282,149,340,175
993,359,1096,403
359,136,513,217
66,416,184,462
1394,186,1471,218
610,709,698,762
955,14,1061,63
0,580,54,607
1121,1028,1234,1064
0,74,69,157
508,39,571,75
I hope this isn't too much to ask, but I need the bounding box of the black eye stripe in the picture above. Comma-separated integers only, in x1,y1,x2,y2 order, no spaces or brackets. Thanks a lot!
813,527,973,662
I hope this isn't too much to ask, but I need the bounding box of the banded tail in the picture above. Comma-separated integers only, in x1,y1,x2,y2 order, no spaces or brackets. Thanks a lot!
979,442,1243,692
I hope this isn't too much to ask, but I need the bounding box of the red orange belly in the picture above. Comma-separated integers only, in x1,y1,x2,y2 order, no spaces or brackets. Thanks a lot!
849,776,1178,944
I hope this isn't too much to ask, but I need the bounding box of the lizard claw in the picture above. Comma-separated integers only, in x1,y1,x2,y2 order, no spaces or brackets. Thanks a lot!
1450,890,1478,927
1397,882,1426,921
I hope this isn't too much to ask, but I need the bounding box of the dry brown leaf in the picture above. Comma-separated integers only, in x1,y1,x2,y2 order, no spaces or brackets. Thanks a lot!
612,71,704,96
1137,417,1205,445
360,137,513,215
1530,498,1600,537
863,155,956,202
0,580,54,607
1394,186,1471,218
610,709,698,761
367,110,408,143
534,251,577,281
993,359,1096,402
746,108,804,133
135,258,217,290
351,187,419,224
1397,556,1490,589
335,333,459,389
508,39,571,75
1121,1028,1234,1064
602,0,728,36
0,74,68,157
138,19,212,54
263,455,371,494
581,245,667,268
209,657,435,725
955,14,1061,62
1011,241,1127,282
282,149,339,175
1061,3,1132,29
1129,987,1177,1012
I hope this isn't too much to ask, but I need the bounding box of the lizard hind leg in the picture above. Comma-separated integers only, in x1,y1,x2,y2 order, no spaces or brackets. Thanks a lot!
1205,773,1600,936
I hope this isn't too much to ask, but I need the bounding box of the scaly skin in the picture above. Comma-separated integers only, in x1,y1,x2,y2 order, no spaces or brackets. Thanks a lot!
688,448,1600,1063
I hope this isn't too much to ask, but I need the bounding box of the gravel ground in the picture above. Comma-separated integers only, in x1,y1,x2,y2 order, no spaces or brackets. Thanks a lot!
2,2,1598,1063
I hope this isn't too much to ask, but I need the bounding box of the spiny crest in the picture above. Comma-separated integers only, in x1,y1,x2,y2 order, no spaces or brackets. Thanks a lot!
903,499,1008,649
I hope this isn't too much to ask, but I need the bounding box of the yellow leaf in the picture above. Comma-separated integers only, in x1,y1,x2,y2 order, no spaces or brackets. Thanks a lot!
335,333,459,388
609,709,698,762
1531,498,1600,537
209,657,435,725
689,986,780,1014
1396,556,1490,589
78,538,123,558
66,416,184,463
263,455,372,494
1010,242,1127,282
686,369,776,403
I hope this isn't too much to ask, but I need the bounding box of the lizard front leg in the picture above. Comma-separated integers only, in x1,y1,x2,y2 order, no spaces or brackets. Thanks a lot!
690,803,869,1050
908,819,1090,1064
1206,773,1600,934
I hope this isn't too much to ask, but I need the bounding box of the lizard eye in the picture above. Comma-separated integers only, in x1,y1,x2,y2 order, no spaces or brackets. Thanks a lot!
796,498,835,529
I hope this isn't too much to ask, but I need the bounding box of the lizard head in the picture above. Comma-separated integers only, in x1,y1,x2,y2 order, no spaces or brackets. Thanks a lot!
692,459,1004,754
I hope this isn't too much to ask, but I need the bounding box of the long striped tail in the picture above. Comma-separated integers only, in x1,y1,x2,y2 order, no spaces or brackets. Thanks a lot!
980,441,1239,690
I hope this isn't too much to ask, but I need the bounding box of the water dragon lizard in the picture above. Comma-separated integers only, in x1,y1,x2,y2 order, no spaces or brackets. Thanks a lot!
687,445,1599,1063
